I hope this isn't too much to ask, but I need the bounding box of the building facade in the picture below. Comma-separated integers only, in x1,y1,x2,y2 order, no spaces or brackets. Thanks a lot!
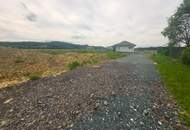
113,41,136,53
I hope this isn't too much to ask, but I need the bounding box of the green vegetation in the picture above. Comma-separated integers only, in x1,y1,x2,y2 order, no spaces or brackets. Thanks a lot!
106,51,125,59
152,54,190,127
0,48,124,88
39,49,100,55
0,41,107,51
68,61,81,70
29,74,41,80
40,49,125,60
82,59,98,65
38,49,67,55
15,57,25,63
181,47,190,65
162,0,190,47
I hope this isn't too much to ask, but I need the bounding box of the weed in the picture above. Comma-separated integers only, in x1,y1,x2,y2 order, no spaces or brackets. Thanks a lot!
15,57,25,63
68,61,81,70
29,74,41,80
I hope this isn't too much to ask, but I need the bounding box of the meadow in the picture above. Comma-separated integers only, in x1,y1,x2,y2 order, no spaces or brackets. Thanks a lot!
0,48,124,88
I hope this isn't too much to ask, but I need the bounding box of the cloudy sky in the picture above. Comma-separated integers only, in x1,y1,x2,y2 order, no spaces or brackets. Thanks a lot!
0,0,182,47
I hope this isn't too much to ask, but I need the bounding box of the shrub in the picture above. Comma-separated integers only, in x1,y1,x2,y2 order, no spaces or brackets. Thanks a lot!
29,74,41,80
68,61,81,70
181,47,190,65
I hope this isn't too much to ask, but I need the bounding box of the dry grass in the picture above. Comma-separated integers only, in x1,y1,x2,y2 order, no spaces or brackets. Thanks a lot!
0,48,108,88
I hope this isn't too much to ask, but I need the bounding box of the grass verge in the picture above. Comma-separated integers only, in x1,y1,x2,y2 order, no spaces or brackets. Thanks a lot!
152,54,190,127
106,51,125,59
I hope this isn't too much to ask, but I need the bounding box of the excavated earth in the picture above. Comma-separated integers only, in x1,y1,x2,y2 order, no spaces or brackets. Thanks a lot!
0,54,186,130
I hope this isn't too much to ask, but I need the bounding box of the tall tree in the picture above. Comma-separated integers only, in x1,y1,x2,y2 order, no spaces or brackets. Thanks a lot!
162,0,190,46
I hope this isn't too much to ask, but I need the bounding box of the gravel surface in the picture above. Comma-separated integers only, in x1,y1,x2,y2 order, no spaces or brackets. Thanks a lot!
0,54,186,130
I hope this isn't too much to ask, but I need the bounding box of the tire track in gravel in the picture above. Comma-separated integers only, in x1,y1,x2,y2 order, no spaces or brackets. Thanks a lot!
0,54,186,130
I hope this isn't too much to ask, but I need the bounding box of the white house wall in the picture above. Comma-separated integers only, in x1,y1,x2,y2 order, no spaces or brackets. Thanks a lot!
115,46,134,52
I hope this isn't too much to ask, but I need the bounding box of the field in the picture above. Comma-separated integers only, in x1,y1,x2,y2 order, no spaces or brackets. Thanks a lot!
0,47,124,88
152,54,190,127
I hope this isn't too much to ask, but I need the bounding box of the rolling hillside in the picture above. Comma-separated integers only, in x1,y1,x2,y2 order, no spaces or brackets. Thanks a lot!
0,41,107,50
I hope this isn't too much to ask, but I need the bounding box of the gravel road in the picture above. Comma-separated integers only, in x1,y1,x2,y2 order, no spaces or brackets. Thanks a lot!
0,54,186,130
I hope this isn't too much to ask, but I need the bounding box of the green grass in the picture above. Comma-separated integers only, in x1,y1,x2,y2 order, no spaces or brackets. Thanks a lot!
152,54,190,127
106,51,125,59
38,49,125,59
15,57,25,63
81,59,98,65
68,61,81,70
29,74,41,80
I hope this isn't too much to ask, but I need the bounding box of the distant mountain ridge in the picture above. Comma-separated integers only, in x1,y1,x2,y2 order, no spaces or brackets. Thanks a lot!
0,41,107,50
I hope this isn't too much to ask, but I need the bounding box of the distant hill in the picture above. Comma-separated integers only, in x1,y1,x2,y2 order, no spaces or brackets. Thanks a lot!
0,41,107,50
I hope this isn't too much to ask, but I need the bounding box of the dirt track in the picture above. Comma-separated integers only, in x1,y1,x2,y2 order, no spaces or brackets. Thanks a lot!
0,54,185,130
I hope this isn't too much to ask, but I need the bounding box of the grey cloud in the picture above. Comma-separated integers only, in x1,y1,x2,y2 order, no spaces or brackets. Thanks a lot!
20,1,28,10
77,24,93,31
0,0,183,46
26,13,37,22
20,1,38,22
71,35,87,40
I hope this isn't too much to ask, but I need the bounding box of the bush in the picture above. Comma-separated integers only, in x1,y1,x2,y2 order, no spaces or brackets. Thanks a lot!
181,47,190,65
68,61,81,70
29,74,41,80
157,47,169,56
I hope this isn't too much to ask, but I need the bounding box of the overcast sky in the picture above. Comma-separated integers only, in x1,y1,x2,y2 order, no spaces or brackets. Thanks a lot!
0,0,183,47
